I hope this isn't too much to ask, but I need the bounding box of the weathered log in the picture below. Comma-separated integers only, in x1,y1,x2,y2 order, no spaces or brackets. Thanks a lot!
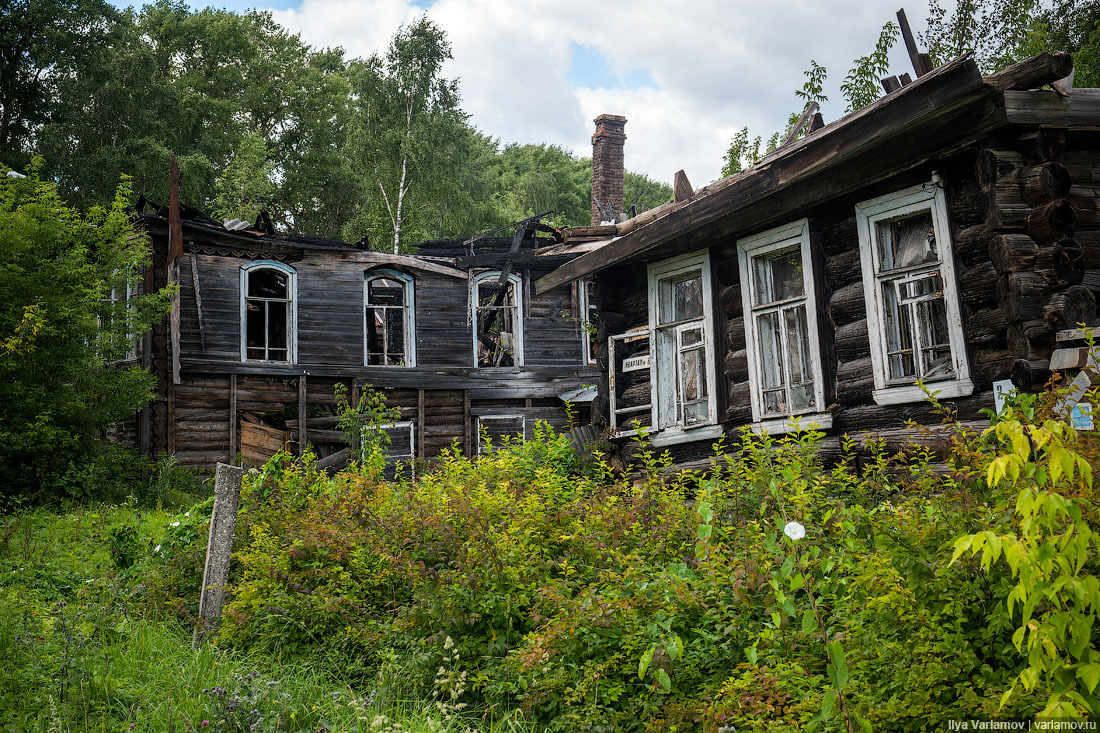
724,348,749,382
719,284,743,317
825,249,863,288
988,233,1038,272
620,382,651,406
959,261,1000,309
984,51,1073,92
829,281,867,326
946,182,984,228
1011,358,1052,393
834,319,870,361
953,224,994,267
595,311,628,342
727,381,752,424
1025,199,1075,242
1034,244,1086,286
713,255,741,287
1041,285,1097,330
976,149,1023,187
1018,129,1066,163
835,357,874,403
726,317,746,350
1008,319,1055,360
1067,185,1099,228
966,307,1010,346
971,347,1015,387
1020,162,1072,206
997,271,1052,321
982,183,1030,230
1077,230,1100,268
1061,153,1100,186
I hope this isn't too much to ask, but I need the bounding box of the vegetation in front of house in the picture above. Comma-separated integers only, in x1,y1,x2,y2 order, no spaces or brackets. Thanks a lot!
116,385,1099,730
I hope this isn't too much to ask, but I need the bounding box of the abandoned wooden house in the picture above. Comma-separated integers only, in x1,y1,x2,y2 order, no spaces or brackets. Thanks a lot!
538,51,1100,467
112,183,599,470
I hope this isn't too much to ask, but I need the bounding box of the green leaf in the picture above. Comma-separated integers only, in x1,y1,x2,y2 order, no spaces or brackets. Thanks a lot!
789,571,806,592
638,647,653,680
655,668,671,693
801,609,817,633
745,646,759,665
827,641,849,690
950,535,974,565
818,689,837,721
780,553,795,578
1076,663,1100,693
669,634,684,662
697,500,713,524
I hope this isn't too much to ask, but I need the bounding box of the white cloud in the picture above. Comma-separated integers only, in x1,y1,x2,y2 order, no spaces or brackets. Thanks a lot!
269,0,940,185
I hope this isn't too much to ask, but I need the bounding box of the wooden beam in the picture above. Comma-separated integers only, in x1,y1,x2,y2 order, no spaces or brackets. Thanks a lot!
985,52,1073,92
881,76,902,94
417,389,426,460
298,375,307,457
809,112,825,131
673,170,694,202
782,102,819,145
897,8,933,77
463,389,471,456
899,72,913,86
535,56,990,293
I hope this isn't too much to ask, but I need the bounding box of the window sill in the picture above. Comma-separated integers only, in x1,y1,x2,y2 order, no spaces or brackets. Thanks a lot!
872,378,975,406
752,413,834,435
649,423,724,447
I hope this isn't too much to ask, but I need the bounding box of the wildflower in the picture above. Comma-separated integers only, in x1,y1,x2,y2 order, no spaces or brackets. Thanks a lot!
184,512,190,517
201,721,209,727
154,545,161,554
783,521,806,541
170,521,180,527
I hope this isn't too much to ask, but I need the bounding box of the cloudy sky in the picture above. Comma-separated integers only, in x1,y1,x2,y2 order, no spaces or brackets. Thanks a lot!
136,0,949,186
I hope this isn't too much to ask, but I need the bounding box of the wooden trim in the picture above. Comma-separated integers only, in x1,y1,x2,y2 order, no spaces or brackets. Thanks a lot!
417,388,425,460
298,375,307,457
736,218,828,427
471,270,525,367
229,374,237,464
240,260,297,364
364,269,416,367
854,177,974,405
463,390,471,456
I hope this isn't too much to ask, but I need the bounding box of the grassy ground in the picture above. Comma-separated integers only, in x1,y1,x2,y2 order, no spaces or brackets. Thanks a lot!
0,503,524,732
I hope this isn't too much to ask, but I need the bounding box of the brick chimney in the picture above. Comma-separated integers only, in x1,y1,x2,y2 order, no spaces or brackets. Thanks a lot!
591,114,626,225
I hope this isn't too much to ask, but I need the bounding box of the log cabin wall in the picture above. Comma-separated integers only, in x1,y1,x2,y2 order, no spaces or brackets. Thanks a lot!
121,221,598,470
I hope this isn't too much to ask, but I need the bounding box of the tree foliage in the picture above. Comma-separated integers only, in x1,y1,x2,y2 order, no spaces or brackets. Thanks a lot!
0,162,170,501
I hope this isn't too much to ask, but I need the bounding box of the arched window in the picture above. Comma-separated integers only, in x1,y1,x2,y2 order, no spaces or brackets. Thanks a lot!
473,271,524,367
241,261,296,363
364,269,415,367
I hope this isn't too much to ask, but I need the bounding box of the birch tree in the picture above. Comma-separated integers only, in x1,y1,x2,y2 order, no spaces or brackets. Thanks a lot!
344,17,466,253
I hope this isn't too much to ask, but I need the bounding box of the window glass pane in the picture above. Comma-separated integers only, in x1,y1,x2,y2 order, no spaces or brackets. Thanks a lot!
883,283,916,380
248,268,288,298
783,305,811,385
877,211,937,270
790,385,814,412
917,297,954,380
246,301,265,350
756,311,784,391
382,424,413,459
679,347,704,402
753,247,805,305
368,278,405,307
267,301,287,352
659,271,702,324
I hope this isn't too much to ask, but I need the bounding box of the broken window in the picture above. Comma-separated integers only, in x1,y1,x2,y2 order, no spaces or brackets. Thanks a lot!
102,276,140,362
737,219,830,432
856,179,973,405
365,270,414,366
242,262,294,363
473,272,523,367
476,415,526,453
579,279,598,366
649,251,716,431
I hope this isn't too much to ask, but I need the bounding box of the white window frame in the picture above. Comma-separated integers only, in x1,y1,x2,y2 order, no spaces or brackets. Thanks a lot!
240,260,297,364
737,219,832,434
105,277,140,362
855,176,973,405
472,271,524,367
647,250,720,443
378,420,415,462
364,269,416,367
475,414,526,454
578,279,598,366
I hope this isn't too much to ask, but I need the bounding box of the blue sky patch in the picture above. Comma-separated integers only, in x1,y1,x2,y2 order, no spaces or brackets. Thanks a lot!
566,42,654,90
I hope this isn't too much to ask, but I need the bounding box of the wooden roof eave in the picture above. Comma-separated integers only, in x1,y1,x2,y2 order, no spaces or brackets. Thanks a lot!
535,54,1001,294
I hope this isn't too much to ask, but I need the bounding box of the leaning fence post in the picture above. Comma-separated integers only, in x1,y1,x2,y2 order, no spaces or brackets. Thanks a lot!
193,462,243,648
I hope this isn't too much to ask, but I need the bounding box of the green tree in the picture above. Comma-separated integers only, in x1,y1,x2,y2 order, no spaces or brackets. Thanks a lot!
841,22,900,113
343,17,468,253
0,163,170,500
211,131,277,224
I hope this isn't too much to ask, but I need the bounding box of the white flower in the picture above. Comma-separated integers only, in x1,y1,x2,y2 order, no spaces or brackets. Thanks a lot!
154,545,161,553
184,512,190,517
170,521,180,527
783,521,806,541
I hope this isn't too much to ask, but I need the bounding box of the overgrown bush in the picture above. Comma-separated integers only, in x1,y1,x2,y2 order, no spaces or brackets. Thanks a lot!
163,384,1100,730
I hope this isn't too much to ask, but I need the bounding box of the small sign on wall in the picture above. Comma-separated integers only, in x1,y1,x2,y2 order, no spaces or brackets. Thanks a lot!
993,379,1016,414
622,354,650,372
1071,403,1094,431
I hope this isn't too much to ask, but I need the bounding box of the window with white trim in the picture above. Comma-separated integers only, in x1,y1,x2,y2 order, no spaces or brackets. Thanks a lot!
855,177,973,405
103,277,140,362
648,251,718,433
578,279,598,366
476,415,526,453
379,421,415,462
364,270,415,367
241,261,295,363
737,219,831,433
473,271,523,367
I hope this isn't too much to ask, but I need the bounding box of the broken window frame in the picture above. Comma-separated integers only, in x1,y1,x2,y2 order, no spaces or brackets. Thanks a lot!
240,260,296,364
475,414,526,453
364,269,415,367
102,275,140,362
472,271,524,368
855,177,973,405
647,250,720,441
578,279,598,366
737,218,831,434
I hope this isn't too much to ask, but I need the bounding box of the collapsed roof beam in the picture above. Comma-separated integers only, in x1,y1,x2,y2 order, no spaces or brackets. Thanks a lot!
897,8,934,77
